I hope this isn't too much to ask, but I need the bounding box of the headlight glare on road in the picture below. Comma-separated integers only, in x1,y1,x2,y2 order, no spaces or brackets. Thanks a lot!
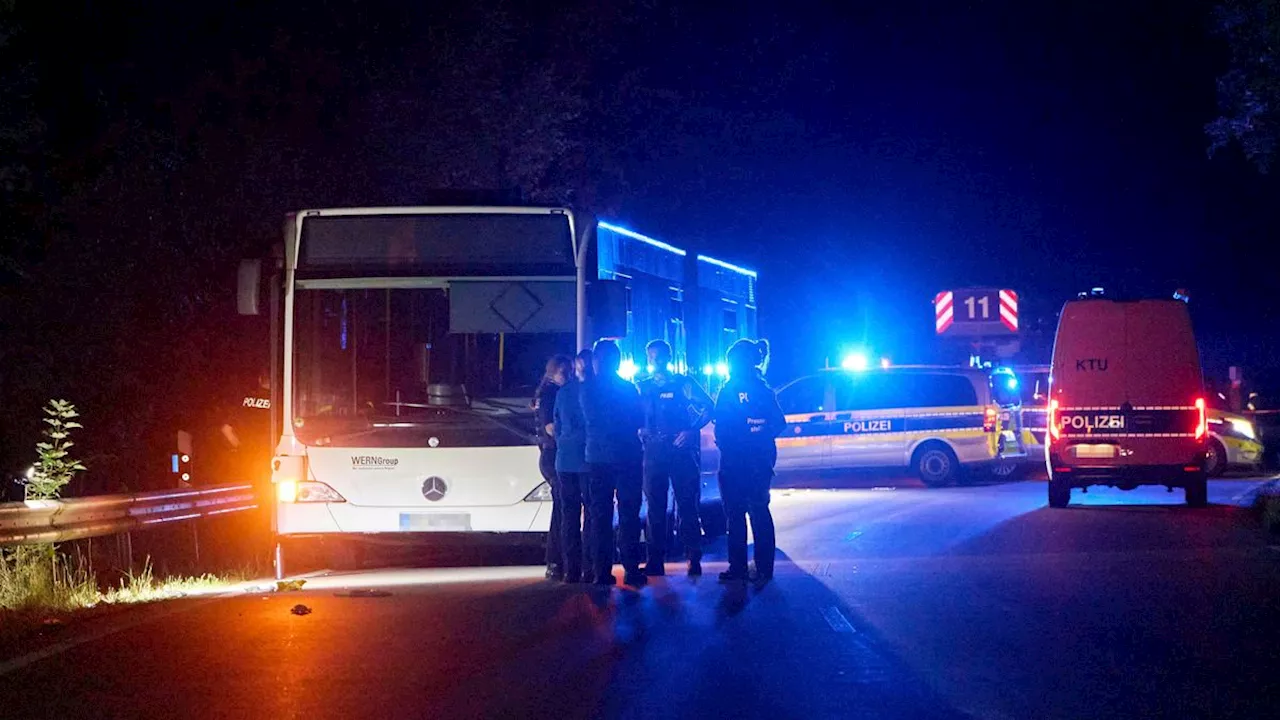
1227,417,1257,441
524,482,553,502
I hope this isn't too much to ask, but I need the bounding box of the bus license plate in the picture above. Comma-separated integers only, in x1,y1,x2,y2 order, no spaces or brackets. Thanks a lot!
399,513,472,532
1073,444,1116,459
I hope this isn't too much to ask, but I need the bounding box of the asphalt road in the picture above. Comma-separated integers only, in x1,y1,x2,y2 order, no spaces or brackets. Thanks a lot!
2,475,1278,720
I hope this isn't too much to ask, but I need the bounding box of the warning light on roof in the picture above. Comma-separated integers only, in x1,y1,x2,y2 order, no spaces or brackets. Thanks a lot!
842,354,869,371
880,358,891,369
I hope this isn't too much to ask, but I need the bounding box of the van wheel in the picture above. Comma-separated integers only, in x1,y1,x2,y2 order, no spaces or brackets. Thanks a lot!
1185,475,1209,507
1206,439,1228,478
1048,479,1071,508
914,443,958,487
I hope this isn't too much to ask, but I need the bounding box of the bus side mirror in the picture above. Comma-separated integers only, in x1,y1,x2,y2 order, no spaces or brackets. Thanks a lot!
237,259,262,316
588,279,628,339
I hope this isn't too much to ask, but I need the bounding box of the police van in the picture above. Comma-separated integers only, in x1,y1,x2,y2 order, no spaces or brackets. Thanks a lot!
767,365,1027,486
1046,295,1208,507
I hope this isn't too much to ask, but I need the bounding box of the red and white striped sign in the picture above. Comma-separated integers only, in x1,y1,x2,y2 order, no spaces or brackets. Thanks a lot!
934,291,954,333
999,289,1018,332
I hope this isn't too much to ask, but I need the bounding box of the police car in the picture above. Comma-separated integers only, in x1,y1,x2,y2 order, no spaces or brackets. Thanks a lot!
1205,406,1265,476
757,365,1026,486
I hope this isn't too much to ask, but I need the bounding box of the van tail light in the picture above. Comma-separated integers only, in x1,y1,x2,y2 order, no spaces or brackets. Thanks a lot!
1194,397,1206,440
983,406,998,433
1048,398,1061,441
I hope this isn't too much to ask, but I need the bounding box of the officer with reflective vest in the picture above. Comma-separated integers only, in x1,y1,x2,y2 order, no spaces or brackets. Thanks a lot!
637,340,714,577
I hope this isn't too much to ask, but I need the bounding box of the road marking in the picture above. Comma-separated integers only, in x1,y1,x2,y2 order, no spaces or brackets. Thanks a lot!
808,562,832,577
846,531,863,541
821,605,855,633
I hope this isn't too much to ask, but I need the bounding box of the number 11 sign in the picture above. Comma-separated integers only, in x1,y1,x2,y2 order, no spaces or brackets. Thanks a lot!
935,288,1018,336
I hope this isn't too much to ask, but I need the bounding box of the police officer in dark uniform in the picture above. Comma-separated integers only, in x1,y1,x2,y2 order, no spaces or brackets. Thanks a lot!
714,340,786,590
211,373,274,486
637,340,714,577
580,339,646,587
554,349,594,583
533,355,572,580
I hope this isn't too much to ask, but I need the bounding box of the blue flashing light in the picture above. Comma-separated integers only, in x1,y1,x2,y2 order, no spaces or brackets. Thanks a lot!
697,254,758,278
1006,377,1018,391
599,221,686,256
880,358,891,369
171,454,180,473
715,362,729,378
841,353,869,371
703,364,714,376
619,358,639,380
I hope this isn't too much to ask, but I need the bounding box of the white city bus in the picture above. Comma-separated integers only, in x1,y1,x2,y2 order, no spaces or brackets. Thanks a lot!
238,206,757,574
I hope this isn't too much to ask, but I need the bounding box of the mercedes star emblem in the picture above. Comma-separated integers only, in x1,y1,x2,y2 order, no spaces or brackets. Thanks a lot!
422,476,448,502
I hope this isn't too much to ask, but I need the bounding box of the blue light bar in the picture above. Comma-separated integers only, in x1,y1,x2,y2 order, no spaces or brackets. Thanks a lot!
697,254,757,278
599,221,686,256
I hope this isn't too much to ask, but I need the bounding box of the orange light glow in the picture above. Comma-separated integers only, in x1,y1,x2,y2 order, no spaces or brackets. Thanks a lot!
1048,398,1061,441
1194,397,1206,440
276,479,298,503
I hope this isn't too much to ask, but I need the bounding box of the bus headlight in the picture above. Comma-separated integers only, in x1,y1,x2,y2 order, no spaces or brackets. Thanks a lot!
279,481,346,503
524,482,554,502
1227,417,1257,441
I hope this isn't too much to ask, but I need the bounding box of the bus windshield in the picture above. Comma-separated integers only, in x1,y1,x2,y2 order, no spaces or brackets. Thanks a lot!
291,287,574,446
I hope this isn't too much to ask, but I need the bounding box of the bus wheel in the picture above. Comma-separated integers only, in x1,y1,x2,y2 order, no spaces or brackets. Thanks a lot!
1206,439,1228,478
1185,475,1209,508
913,443,958,488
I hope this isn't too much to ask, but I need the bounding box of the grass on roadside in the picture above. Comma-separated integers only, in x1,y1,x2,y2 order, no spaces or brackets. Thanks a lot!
0,546,100,613
1,546,250,613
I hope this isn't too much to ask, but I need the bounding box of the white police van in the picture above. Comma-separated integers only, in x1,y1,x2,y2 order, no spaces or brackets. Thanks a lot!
765,365,1026,486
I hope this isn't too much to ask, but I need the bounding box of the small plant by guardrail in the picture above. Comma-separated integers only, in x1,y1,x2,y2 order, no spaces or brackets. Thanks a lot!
1,400,90,610
26,399,87,500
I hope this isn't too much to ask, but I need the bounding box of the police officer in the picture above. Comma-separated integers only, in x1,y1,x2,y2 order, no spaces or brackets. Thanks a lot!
534,355,572,580
211,372,274,486
714,339,786,589
580,339,646,587
637,340,713,577
554,349,594,583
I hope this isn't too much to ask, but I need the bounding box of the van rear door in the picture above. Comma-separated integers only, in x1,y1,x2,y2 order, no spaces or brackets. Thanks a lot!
1051,299,1202,468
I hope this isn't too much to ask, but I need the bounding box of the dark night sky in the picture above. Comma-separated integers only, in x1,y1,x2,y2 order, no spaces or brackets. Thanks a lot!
3,0,1278,482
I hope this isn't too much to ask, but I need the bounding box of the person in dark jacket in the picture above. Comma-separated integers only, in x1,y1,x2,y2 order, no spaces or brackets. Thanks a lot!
533,355,572,580
580,339,646,587
637,339,714,577
554,349,594,583
714,339,786,589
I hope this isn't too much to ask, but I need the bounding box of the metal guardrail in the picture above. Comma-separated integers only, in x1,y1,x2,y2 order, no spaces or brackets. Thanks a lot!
0,484,259,547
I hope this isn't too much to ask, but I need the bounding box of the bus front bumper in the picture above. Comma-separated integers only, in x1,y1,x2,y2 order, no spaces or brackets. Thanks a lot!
277,501,552,535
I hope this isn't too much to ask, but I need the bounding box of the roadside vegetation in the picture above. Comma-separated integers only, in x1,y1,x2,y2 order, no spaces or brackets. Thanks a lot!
1,401,246,613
